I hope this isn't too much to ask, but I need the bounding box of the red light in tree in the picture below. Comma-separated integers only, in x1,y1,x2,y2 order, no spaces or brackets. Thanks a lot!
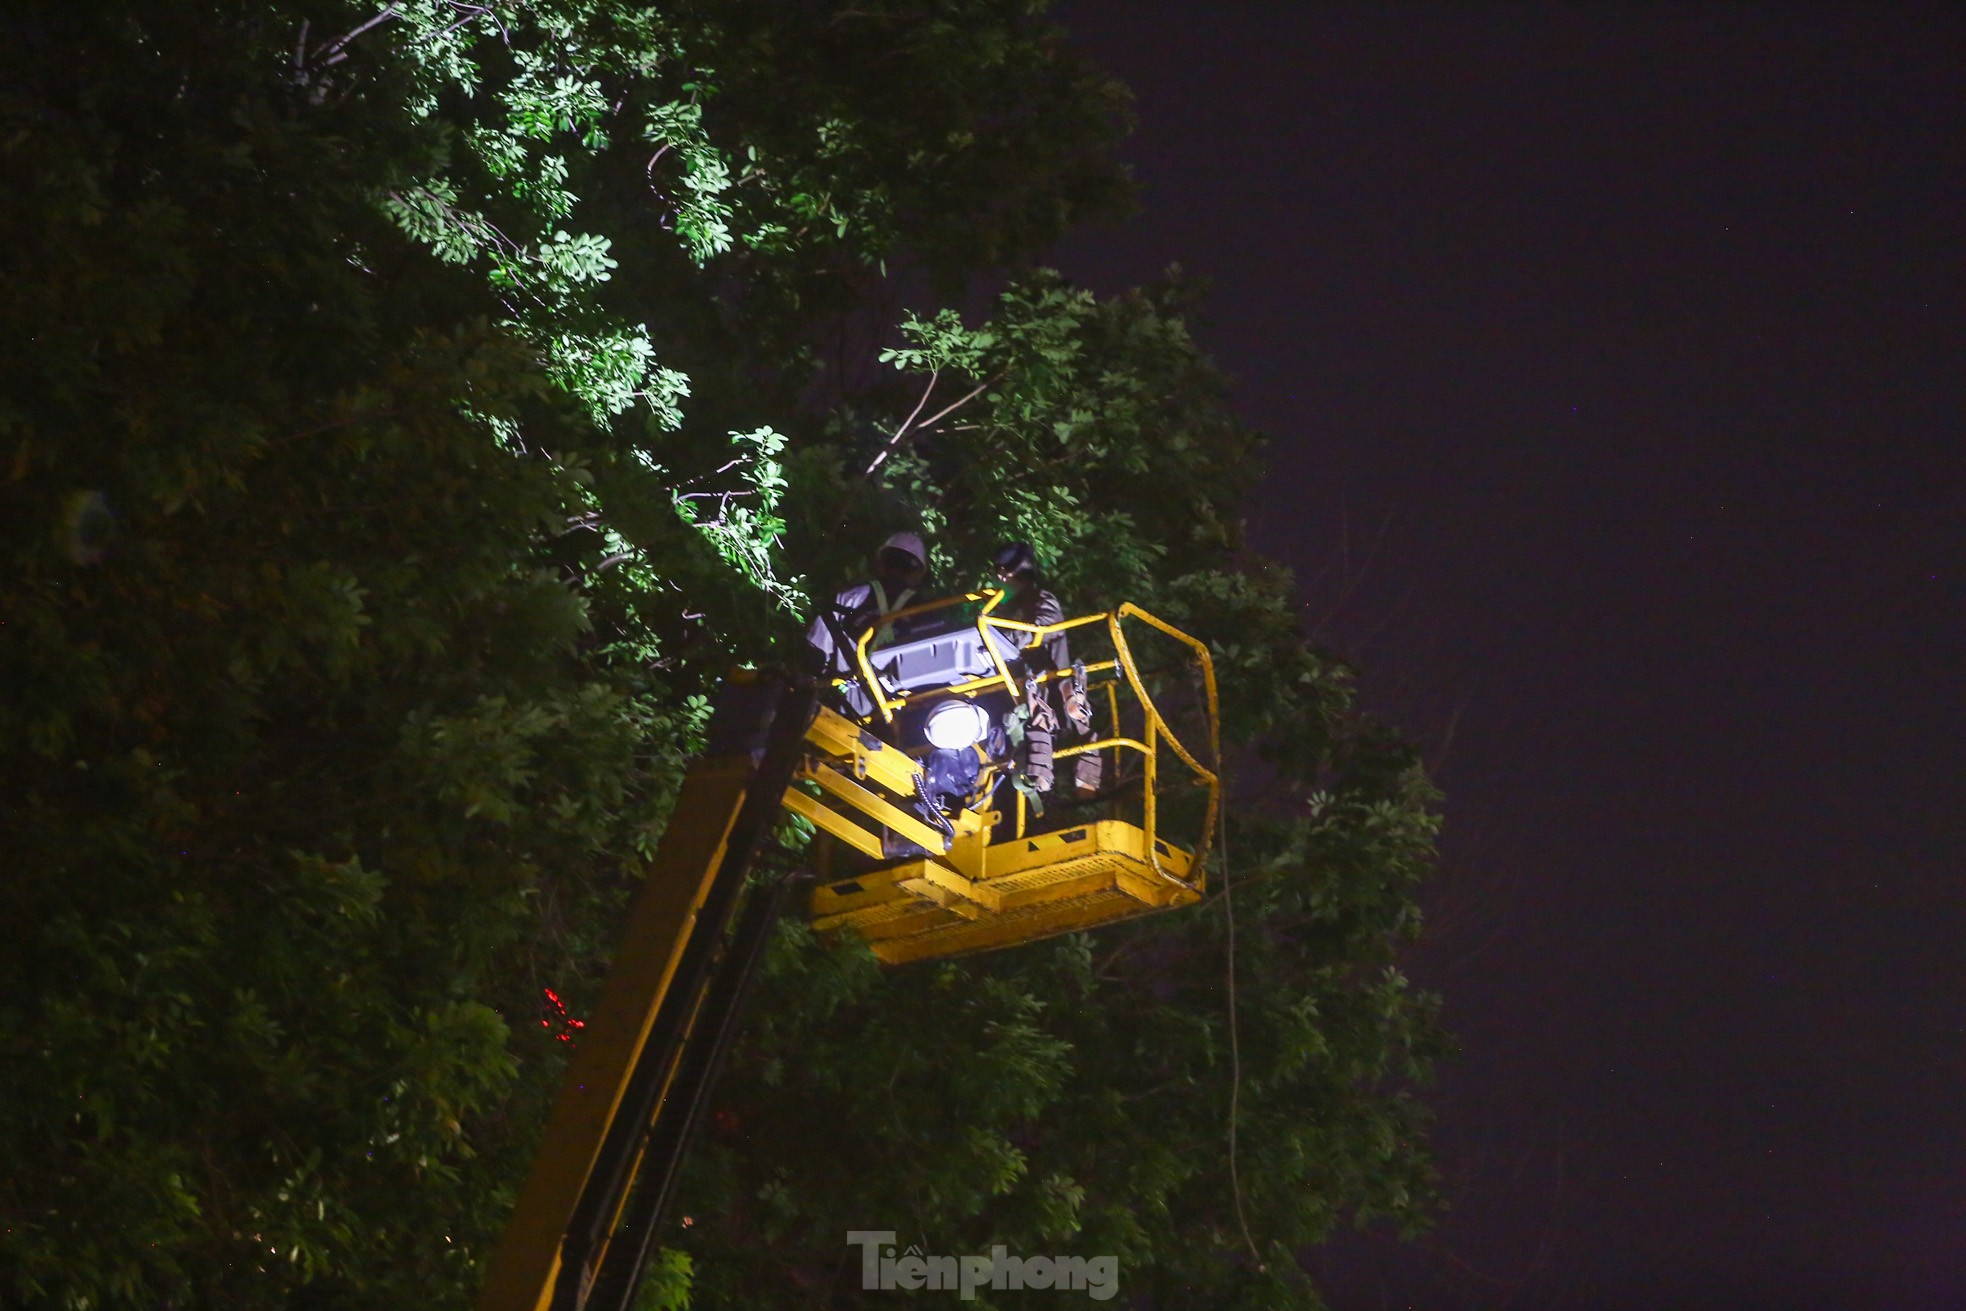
540,987,587,1045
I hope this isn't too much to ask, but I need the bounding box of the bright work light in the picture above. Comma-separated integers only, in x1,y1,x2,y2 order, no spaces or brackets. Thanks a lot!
923,699,992,750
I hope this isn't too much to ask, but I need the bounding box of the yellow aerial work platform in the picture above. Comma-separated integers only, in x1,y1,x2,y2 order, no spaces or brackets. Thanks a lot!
477,593,1218,1311
791,592,1220,964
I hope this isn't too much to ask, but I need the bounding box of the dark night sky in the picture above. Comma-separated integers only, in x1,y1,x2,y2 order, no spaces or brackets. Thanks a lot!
1053,6,1965,1308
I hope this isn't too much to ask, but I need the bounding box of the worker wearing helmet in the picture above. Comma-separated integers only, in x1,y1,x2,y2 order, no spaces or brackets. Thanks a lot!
990,542,1088,801
806,530,933,675
990,541,1066,664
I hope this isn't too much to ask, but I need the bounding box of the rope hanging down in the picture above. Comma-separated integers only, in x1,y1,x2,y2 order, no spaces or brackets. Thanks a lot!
1221,805,1266,1271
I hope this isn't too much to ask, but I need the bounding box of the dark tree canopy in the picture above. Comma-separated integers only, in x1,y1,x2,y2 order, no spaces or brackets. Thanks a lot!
0,3,1442,1307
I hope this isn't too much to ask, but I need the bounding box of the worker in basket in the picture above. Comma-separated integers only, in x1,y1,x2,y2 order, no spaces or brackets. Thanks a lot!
805,530,937,676
990,542,1100,809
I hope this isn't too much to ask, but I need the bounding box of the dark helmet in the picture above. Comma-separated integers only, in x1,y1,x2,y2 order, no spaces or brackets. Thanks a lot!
990,541,1039,579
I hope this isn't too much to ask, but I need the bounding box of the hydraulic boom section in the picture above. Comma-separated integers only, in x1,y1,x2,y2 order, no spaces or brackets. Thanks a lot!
476,678,817,1311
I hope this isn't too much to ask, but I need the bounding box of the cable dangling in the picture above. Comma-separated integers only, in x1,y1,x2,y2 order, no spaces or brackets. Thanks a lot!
1221,803,1266,1271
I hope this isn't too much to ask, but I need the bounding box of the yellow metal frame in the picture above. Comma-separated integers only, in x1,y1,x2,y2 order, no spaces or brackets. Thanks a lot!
807,593,1221,962
833,590,1220,885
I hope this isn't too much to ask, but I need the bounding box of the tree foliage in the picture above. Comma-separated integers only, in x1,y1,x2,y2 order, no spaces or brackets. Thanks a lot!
0,2,1441,1308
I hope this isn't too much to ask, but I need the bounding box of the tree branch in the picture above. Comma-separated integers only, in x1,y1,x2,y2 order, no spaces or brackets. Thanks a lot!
311,4,400,67
862,371,999,478
911,375,999,435
861,368,937,477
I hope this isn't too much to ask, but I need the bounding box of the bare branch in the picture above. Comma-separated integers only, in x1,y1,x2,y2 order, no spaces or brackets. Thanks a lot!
861,367,936,477
675,457,746,487
645,141,676,186
422,4,498,48
863,371,1000,478
911,375,998,434
311,4,400,67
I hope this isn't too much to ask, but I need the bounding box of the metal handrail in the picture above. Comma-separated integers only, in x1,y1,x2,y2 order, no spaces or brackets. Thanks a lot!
834,590,1221,890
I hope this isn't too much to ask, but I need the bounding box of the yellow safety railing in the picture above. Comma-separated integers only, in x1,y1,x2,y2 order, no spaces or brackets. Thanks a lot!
833,590,1221,889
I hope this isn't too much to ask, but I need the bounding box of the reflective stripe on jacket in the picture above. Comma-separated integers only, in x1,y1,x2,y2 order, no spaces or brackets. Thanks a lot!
806,580,918,672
